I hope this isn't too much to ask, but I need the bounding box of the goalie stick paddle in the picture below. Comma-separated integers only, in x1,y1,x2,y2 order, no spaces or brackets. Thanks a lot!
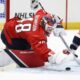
59,33,80,65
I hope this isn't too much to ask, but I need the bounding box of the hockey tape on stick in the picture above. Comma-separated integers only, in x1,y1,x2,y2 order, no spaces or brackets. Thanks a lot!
59,33,80,65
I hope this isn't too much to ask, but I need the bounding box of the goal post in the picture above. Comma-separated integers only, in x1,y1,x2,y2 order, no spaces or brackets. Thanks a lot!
6,0,10,22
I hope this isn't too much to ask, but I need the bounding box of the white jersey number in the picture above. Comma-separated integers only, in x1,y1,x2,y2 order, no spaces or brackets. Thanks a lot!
15,19,33,33
15,24,31,33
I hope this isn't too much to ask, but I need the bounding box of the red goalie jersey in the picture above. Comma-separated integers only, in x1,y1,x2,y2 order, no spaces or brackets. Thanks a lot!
1,9,56,67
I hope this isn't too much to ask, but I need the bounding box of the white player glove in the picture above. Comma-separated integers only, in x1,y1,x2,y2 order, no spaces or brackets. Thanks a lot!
52,15,66,37
53,24,66,37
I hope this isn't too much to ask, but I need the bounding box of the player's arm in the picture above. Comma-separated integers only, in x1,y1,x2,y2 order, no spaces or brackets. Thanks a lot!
30,36,52,61
30,36,67,64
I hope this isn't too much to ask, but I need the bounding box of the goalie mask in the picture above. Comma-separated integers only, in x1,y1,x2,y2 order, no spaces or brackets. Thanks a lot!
41,13,55,36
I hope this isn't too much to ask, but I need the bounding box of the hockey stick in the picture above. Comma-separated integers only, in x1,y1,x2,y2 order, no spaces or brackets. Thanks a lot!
38,2,48,14
59,33,80,64
39,2,45,11
39,2,47,13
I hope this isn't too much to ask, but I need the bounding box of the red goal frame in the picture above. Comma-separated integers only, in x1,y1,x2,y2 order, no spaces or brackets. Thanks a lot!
6,0,10,22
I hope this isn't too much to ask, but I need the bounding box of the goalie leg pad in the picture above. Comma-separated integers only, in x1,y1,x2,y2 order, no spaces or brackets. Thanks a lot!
0,49,14,67
4,49,45,68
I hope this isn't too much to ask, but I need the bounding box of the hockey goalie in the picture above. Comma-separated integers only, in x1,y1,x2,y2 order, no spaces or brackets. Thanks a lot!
0,8,79,71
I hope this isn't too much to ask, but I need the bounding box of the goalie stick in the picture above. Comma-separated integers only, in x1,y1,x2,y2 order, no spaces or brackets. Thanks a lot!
59,33,80,65
38,2,47,14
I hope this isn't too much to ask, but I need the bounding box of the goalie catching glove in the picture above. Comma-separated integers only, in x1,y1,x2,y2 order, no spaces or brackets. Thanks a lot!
52,15,66,37
53,24,66,37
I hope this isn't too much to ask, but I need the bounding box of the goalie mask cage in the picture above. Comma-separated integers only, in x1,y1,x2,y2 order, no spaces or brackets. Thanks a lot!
5,0,68,28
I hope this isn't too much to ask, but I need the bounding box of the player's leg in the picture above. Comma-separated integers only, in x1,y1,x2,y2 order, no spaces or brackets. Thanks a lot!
1,30,31,50
1,30,44,68
0,49,14,67
5,49,45,68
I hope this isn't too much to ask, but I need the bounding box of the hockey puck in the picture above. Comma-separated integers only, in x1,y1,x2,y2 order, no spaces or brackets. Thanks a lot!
65,67,71,71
